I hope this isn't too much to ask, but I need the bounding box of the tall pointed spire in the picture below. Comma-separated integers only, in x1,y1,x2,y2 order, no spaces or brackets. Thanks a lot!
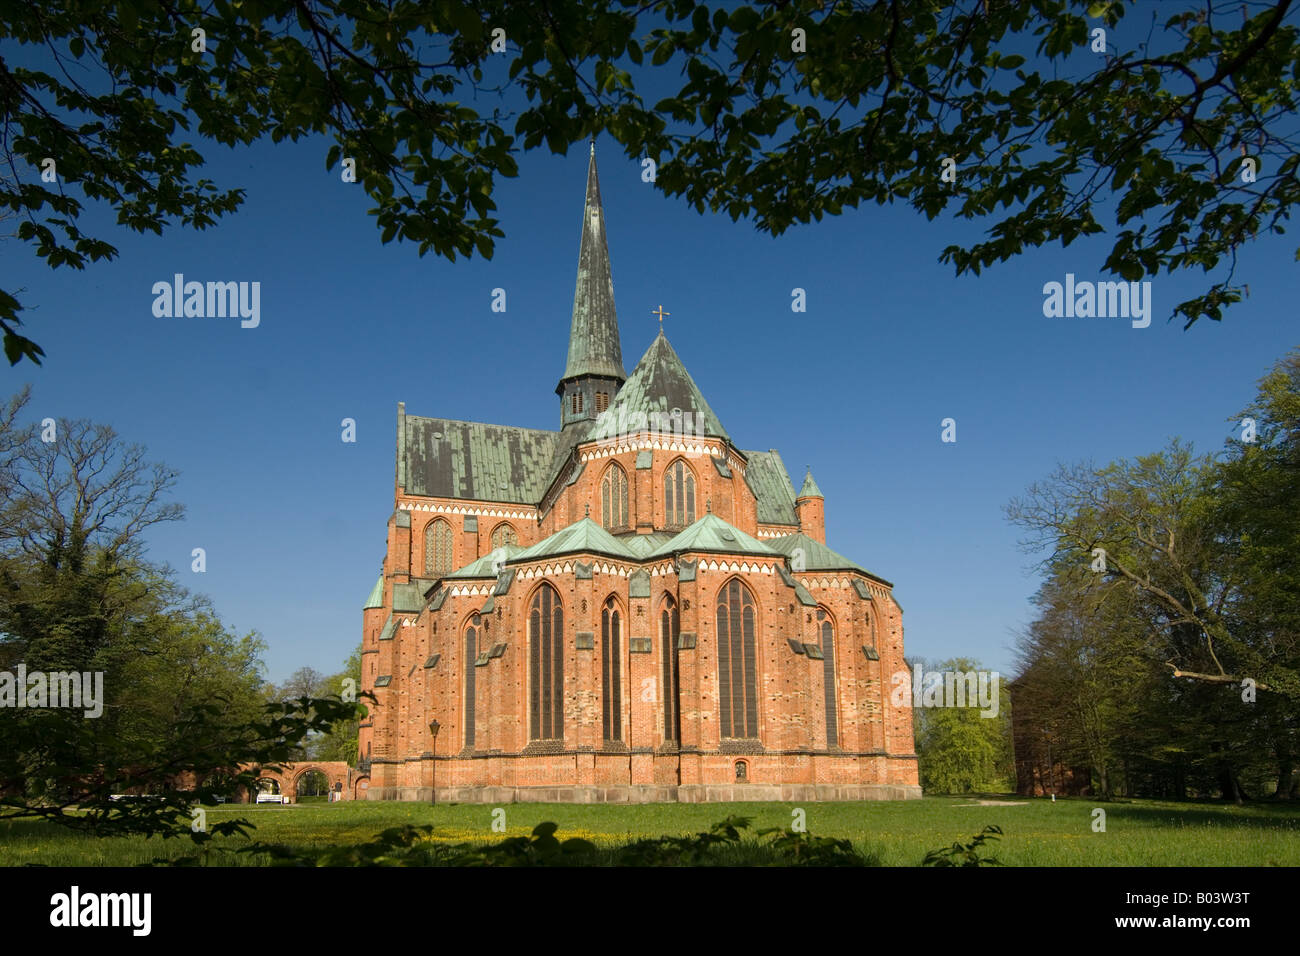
558,145,626,394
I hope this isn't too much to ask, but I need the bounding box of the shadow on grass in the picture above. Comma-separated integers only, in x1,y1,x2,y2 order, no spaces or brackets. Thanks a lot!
166,816,888,867
945,793,1300,831
1101,801,1300,831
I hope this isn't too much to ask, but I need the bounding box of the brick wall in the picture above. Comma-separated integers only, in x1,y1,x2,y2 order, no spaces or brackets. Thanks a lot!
363,431,920,801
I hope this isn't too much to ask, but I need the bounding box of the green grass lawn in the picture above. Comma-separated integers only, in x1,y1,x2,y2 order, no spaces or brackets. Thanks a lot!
2,795,1296,866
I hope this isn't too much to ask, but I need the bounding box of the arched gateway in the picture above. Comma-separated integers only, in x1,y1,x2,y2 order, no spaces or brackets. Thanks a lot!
233,762,362,803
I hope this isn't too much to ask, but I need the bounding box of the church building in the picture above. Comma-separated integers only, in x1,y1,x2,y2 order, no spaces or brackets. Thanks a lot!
357,147,920,802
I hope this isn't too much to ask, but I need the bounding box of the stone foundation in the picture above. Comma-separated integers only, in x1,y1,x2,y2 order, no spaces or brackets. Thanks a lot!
367,783,922,803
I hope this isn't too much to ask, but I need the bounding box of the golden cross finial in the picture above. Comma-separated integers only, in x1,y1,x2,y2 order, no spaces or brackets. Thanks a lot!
652,305,670,331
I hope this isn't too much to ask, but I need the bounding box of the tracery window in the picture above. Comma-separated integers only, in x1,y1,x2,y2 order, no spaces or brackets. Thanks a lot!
818,607,839,748
529,584,564,740
601,463,629,529
664,459,696,527
601,597,623,742
660,595,681,742
491,523,517,549
424,518,453,576
464,615,479,749
716,579,758,738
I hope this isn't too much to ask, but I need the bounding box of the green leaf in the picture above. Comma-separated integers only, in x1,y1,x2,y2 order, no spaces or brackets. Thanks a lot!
4,330,25,364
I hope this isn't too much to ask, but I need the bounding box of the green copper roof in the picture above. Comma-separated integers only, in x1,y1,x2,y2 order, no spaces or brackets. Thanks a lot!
363,575,384,609
743,449,799,525
647,513,778,559
766,533,894,587
767,533,863,573
446,545,522,579
402,415,561,503
511,517,637,562
618,532,675,557
559,145,626,386
589,332,730,442
392,582,428,612
798,469,823,499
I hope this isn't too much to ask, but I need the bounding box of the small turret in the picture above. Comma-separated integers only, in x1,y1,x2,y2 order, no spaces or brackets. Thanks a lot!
796,468,825,544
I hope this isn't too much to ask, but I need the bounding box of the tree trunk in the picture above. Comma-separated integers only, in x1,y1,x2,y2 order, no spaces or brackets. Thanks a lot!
1275,765,1297,799
1219,766,1246,805
1272,746,1295,799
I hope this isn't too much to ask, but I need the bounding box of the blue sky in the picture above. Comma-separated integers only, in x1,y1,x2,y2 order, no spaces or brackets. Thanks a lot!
5,40,1296,685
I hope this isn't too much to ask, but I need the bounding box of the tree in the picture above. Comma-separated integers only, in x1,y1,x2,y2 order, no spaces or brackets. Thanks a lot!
1207,349,1300,796
912,657,1011,794
1007,349,1300,799
0,389,184,674
1008,563,1258,800
1012,570,1148,799
269,660,361,761
1007,437,1299,700
1014,563,1288,801
276,666,329,701
0,389,363,840
310,645,363,764
5,1,1298,365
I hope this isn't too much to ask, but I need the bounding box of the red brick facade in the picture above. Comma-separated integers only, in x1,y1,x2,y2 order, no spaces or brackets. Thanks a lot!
356,150,919,803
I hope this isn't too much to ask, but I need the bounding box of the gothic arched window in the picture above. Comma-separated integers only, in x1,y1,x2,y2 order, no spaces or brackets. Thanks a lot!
491,523,517,549
664,459,696,528
660,595,681,743
529,584,564,741
601,463,629,530
716,578,759,739
424,518,453,577
818,607,839,748
601,597,622,742
464,615,479,749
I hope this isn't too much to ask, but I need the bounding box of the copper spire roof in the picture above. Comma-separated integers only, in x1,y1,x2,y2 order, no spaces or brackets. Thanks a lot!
558,146,626,387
